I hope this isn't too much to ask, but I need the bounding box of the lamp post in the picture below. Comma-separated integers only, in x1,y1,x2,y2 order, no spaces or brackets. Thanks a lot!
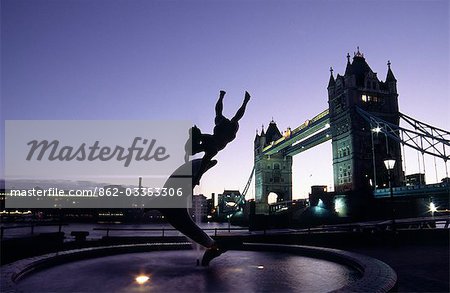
371,126,382,190
383,156,396,232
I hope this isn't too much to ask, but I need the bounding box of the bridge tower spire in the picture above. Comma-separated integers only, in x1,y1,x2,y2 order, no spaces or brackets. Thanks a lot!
328,67,335,89
386,60,397,94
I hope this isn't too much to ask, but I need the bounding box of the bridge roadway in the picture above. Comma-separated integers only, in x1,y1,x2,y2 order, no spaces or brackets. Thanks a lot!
262,109,330,156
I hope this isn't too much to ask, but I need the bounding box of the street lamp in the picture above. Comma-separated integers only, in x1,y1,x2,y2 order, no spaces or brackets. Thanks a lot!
383,156,396,232
429,201,438,216
383,157,396,172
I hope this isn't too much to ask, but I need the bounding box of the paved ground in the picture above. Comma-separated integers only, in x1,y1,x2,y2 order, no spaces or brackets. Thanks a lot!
349,243,449,292
2,222,448,292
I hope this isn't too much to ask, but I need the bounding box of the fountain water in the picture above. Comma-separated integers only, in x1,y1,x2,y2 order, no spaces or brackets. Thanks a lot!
6,243,397,292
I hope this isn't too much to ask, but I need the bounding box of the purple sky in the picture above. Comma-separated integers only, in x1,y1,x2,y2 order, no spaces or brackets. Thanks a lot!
2,0,449,198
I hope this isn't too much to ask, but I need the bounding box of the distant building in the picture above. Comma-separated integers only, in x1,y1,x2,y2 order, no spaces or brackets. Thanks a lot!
309,185,331,207
311,185,328,195
190,194,208,221
0,189,5,210
405,173,425,186
206,194,216,218
217,190,245,218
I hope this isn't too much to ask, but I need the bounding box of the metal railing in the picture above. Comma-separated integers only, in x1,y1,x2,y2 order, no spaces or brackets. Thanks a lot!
374,182,450,197
2,215,448,241
93,227,249,237
0,222,67,240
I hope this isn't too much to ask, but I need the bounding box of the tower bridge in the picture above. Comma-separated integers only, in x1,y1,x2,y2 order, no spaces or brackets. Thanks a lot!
251,49,450,215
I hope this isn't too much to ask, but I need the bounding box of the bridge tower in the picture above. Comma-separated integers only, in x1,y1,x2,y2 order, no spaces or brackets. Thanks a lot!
254,120,293,213
328,49,403,193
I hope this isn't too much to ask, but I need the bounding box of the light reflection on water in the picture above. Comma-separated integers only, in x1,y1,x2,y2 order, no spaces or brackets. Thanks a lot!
16,250,359,292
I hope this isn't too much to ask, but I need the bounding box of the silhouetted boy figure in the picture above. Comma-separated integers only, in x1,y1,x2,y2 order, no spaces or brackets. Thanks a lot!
186,90,251,185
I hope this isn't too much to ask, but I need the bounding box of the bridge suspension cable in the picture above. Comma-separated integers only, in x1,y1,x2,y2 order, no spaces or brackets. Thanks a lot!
242,167,255,197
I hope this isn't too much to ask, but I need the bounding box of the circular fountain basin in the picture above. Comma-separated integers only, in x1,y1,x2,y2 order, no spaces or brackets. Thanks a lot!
2,243,397,292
